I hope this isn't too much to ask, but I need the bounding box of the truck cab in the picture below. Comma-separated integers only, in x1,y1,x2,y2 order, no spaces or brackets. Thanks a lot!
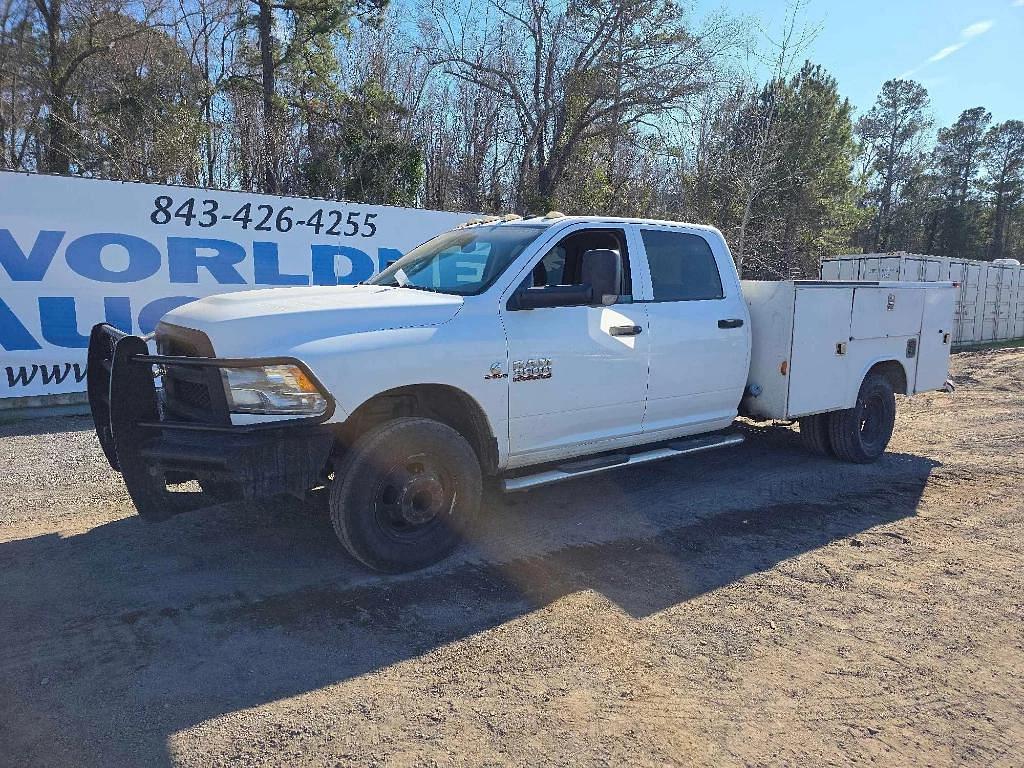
87,215,954,572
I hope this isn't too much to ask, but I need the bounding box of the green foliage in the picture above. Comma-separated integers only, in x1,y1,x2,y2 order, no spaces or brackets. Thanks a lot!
72,16,205,182
774,63,863,270
298,80,423,205
852,88,1024,262
720,62,862,277
980,120,1024,259
931,106,992,257
855,79,932,251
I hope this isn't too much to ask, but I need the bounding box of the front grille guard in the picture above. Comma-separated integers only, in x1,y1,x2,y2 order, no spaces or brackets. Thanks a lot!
87,323,336,473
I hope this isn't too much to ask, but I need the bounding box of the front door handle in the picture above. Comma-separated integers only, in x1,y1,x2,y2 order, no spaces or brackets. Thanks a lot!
610,324,643,336
718,318,744,329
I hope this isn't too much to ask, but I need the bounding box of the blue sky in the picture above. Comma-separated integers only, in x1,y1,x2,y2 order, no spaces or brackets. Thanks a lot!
694,0,1024,127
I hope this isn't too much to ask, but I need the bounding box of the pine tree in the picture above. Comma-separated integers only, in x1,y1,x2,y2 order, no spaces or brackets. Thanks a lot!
735,62,861,278
930,107,992,257
855,79,931,252
981,120,1024,260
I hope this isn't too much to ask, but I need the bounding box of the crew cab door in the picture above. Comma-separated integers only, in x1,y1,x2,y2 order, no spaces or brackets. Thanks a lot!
500,226,649,462
634,226,750,435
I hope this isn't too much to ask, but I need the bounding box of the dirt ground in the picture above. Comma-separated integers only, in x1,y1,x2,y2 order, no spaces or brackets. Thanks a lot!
1,347,1022,767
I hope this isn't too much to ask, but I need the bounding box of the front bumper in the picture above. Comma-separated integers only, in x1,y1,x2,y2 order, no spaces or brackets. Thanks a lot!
87,323,335,518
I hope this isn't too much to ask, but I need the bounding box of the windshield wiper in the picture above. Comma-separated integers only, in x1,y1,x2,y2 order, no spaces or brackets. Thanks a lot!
395,284,447,294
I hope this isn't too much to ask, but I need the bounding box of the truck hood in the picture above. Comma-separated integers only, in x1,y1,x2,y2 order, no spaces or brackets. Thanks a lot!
161,284,464,356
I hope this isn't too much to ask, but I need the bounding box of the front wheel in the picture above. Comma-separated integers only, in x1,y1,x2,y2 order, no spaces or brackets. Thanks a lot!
196,474,244,505
828,373,897,463
329,418,482,572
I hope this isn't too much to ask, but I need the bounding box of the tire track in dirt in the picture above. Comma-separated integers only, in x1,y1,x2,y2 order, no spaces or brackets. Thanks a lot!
1,347,1022,767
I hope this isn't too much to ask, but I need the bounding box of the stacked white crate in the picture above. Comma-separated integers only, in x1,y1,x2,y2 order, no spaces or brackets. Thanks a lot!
945,259,983,344
820,253,1024,345
1014,268,1024,338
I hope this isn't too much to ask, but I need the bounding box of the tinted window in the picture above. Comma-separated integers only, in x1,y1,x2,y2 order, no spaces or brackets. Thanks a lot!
641,230,724,301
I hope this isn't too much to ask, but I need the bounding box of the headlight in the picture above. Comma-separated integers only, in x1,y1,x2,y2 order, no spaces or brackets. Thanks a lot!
220,365,328,415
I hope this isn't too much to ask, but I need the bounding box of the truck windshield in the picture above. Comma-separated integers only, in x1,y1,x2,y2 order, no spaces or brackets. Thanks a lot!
367,223,548,295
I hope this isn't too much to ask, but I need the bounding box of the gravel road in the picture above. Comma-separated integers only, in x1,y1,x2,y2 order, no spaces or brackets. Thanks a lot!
1,347,1022,767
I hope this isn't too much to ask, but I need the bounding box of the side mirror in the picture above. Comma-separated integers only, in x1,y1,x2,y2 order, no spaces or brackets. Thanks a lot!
508,284,594,310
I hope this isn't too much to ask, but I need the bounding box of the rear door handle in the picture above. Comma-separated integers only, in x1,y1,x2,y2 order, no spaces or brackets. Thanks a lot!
718,318,744,329
610,325,643,336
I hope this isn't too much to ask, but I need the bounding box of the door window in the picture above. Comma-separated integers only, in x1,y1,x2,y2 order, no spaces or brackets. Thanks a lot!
532,245,568,287
527,228,631,296
641,230,724,301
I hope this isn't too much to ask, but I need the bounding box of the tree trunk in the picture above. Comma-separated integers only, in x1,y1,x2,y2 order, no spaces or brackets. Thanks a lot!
782,211,797,275
876,163,895,251
533,136,553,210
925,208,939,254
735,190,754,278
257,0,279,193
45,95,75,175
990,185,1006,260
201,20,216,186
874,129,897,252
43,0,72,175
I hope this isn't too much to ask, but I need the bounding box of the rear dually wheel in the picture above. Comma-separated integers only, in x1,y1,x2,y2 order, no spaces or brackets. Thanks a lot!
798,413,834,456
828,373,897,463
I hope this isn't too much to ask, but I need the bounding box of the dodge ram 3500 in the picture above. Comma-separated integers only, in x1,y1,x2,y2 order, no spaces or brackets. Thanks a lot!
87,214,956,571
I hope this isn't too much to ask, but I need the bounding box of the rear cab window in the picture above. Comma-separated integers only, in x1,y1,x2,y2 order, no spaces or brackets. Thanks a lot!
640,229,724,301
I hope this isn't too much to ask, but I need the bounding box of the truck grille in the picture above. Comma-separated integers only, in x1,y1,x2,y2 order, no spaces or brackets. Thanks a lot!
155,323,227,424
171,378,213,411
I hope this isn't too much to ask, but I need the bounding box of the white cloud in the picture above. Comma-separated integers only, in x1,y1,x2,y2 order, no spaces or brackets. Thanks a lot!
928,42,966,62
898,18,995,79
1013,1,1024,8
961,20,994,37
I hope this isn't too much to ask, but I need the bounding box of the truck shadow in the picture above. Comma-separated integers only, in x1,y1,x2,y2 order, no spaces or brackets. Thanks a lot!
0,424,937,767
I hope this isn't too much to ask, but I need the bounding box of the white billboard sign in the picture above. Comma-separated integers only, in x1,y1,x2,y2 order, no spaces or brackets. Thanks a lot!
0,172,472,399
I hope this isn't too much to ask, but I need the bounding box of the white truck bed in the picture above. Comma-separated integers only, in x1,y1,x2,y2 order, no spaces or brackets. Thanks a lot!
740,280,955,421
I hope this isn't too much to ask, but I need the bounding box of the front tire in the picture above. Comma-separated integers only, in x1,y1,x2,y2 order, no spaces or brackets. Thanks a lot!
197,475,244,505
329,418,482,572
828,373,897,463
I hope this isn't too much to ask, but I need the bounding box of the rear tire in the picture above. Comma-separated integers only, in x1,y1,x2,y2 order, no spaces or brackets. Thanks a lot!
798,413,834,456
329,417,482,572
828,373,896,463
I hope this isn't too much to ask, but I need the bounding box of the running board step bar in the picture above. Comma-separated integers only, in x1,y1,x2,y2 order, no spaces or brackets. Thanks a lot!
502,432,744,492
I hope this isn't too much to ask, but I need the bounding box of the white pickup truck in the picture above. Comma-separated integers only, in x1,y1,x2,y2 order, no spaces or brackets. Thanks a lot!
87,214,955,571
